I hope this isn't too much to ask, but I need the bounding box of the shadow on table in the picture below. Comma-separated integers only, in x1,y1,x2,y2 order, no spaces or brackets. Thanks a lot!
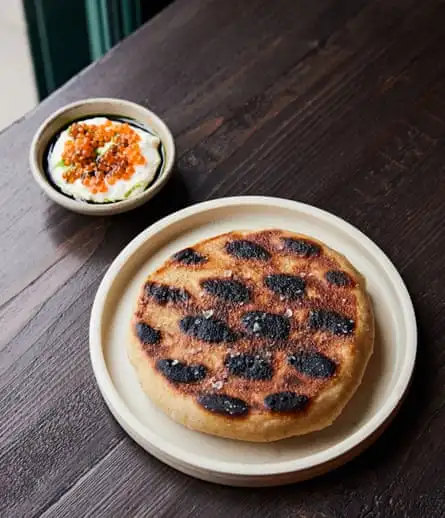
43,167,192,261
111,167,192,236
180,337,428,517
180,323,429,512
260,319,429,496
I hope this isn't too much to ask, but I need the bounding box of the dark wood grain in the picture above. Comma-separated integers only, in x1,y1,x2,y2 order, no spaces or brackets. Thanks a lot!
1,0,445,516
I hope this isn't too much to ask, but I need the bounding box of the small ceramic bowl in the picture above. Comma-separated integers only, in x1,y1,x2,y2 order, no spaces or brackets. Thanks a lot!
29,98,175,215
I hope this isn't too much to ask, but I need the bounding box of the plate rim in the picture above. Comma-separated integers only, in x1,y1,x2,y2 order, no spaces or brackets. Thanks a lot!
89,195,417,477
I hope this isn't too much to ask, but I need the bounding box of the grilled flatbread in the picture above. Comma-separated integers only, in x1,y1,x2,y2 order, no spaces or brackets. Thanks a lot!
129,229,374,442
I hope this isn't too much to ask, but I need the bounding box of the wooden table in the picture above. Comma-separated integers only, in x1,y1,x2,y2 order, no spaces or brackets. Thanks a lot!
1,0,444,516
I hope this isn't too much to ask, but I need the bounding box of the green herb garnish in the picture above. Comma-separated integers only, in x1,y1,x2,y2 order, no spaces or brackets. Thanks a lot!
55,159,66,168
124,182,144,198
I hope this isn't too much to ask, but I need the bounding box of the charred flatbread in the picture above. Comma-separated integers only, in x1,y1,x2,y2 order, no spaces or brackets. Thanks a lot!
129,229,374,442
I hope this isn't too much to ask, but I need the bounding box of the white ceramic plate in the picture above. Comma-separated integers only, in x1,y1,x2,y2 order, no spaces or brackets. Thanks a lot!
89,196,416,486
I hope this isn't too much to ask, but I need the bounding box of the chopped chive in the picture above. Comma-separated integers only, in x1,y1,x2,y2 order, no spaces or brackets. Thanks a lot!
124,182,144,198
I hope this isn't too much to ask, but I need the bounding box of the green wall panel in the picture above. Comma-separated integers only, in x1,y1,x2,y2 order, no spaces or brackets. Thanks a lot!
24,0,171,100
24,0,91,99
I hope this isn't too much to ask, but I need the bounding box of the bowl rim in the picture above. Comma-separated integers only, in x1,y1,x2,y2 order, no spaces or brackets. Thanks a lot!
29,97,175,215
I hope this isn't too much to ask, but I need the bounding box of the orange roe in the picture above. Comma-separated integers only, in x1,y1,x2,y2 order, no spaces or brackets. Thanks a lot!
61,120,146,193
